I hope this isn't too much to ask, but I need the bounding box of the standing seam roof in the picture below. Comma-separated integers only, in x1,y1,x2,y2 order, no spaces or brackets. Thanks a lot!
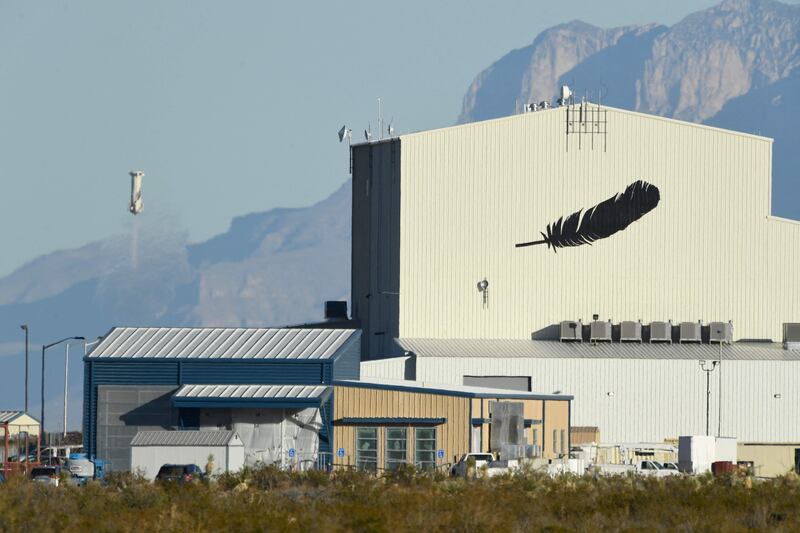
395,338,800,361
173,384,331,401
130,430,239,447
87,327,359,360
0,411,28,424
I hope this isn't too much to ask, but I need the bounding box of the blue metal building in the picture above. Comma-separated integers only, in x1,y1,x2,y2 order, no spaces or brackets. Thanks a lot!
83,327,360,470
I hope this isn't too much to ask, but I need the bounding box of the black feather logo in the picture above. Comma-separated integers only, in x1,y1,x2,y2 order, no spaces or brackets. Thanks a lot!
515,180,660,251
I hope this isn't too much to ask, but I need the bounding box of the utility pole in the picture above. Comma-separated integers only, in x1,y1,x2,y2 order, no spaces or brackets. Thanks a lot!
20,325,29,413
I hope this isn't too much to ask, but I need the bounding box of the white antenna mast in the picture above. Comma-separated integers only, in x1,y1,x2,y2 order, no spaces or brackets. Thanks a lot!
377,97,383,140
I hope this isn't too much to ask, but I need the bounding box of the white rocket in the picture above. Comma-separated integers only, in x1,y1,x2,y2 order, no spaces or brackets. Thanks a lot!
129,171,144,215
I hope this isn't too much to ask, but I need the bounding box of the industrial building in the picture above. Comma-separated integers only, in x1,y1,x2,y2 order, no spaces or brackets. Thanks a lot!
83,326,571,471
351,101,800,459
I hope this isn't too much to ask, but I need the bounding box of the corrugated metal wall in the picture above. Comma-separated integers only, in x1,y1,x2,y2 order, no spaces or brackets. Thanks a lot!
351,140,402,360
333,385,469,466
332,335,362,380
394,106,799,343
83,360,333,459
414,356,799,443
360,356,414,380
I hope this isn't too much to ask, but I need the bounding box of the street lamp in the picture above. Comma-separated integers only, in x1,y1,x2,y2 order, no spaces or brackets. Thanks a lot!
20,325,29,413
41,336,84,455
698,360,718,436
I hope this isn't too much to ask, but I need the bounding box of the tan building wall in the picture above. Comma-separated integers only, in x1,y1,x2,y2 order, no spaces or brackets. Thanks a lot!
738,443,800,478
334,385,571,467
334,385,470,468
350,105,800,347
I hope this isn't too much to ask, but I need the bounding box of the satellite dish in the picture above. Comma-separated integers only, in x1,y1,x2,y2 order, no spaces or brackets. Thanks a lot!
338,125,347,142
364,129,372,141
387,123,394,136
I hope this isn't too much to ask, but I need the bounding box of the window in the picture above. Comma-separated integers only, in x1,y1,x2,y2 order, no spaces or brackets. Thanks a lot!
531,429,538,446
552,430,557,455
415,428,436,470
385,428,408,471
356,428,378,471
560,430,566,454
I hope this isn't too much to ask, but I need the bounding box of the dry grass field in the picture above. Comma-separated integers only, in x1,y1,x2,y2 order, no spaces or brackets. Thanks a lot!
1,466,799,532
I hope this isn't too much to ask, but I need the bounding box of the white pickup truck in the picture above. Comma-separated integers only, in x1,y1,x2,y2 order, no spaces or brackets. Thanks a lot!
593,460,681,477
451,453,519,478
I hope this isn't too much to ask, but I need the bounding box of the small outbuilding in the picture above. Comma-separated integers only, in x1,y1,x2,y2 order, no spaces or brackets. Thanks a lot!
1,411,41,475
130,430,245,480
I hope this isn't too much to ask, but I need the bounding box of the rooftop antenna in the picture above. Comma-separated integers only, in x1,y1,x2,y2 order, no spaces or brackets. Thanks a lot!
377,97,383,140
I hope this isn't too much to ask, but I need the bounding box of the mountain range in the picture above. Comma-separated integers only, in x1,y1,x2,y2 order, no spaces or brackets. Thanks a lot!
2,0,798,427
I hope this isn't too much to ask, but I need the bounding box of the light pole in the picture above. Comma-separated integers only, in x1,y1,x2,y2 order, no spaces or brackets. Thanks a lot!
41,336,84,455
63,344,69,439
698,360,718,436
20,325,29,413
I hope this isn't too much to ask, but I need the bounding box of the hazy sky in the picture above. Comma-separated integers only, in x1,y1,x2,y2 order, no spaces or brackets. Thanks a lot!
1,0,732,276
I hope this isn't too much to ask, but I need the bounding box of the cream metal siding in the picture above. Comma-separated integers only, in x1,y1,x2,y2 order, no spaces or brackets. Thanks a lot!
360,356,414,380
737,443,800,478
395,106,799,343
414,356,800,444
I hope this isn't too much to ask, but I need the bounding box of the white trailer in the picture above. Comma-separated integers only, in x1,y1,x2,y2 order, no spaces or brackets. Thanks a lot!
130,430,245,480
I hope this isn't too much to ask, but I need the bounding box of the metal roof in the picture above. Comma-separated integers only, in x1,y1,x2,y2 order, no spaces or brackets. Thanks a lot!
174,384,331,401
0,411,28,424
395,338,800,361
87,327,359,360
130,430,240,447
335,378,572,400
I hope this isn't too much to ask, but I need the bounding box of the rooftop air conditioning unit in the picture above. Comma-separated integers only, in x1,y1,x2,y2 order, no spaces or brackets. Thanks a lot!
590,320,612,342
649,321,672,343
709,321,733,344
560,320,583,342
680,321,702,343
784,323,800,350
620,321,643,343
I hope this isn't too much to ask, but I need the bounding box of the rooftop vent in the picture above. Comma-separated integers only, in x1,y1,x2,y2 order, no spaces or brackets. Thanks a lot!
560,320,583,342
784,323,800,350
709,321,733,344
649,321,672,344
324,301,348,321
620,321,643,343
590,320,612,343
680,321,702,343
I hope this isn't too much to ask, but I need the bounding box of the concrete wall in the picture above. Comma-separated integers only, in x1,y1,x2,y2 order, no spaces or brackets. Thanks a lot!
353,105,800,349
131,444,244,480
96,385,179,471
738,443,800,478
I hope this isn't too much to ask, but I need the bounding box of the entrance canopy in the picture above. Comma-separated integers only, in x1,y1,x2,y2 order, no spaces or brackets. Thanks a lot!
172,384,332,409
